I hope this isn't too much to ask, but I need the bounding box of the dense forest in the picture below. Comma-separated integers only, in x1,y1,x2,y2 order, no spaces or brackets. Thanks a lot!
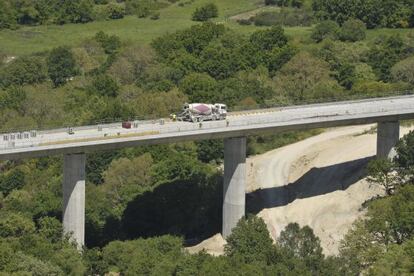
1,0,414,274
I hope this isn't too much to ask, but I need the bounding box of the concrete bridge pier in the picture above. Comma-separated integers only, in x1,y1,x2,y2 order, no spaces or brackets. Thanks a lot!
223,137,246,238
377,121,400,159
63,153,86,250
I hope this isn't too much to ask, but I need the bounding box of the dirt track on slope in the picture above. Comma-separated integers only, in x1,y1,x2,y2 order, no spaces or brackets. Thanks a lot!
188,125,412,256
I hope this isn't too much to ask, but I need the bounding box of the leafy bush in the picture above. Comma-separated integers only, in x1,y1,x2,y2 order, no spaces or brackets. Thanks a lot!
95,31,121,54
312,0,413,28
91,74,120,97
391,56,414,85
192,3,218,22
311,20,339,42
253,9,313,27
0,56,47,87
338,19,366,42
47,46,78,87
225,215,274,264
106,3,125,19
368,35,407,81
265,0,303,7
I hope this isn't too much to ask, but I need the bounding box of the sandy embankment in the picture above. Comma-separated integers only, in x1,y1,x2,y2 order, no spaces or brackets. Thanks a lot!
188,125,412,256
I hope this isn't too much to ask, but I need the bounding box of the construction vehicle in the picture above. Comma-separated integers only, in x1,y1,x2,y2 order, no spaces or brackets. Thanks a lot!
174,103,227,122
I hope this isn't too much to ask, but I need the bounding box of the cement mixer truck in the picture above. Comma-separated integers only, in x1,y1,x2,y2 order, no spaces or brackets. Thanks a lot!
174,103,227,122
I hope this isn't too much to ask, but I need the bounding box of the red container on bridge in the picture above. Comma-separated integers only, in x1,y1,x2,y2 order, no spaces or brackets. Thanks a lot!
122,122,132,129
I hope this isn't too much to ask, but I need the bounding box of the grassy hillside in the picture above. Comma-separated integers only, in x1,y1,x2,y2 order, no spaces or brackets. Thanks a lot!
1,0,412,57
0,0,261,56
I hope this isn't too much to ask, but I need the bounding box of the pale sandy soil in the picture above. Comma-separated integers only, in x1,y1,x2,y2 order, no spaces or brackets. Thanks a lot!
187,125,412,256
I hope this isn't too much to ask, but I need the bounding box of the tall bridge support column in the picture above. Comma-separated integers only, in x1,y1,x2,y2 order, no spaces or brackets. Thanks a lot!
63,153,86,250
223,137,246,238
377,121,400,159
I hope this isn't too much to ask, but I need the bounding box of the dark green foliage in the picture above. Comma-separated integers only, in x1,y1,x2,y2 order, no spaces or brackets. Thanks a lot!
0,212,35,238
101,236,183,275
56,0,94,24
179,72,218,102
253,9,314,27
200,44,245,79
338,19,366,42
367,158,397,195
86,150,121,185
265,0,303,8
0,1,17,29
91,74,119,97
312,0,413,28
250,25,288,51
152,22,226,58
0,56,47,87
192,3,218,22
0,169,25,196
0,86,27,112
196,139,224,163
367,35,406,81
225,215,274,263
278,223,324,272
106,3,125,19
311,20,340,42
95,31,121,55
336,63,356,89
395,130,414,183
47,46,77,87
37,217,62,243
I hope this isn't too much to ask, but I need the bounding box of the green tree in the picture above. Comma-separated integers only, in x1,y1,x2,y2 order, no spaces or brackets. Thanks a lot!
0,212,35,238
339,219,384,274
192,3,218,22
56,0,94,24
200,44,244,79
0,56,47,87
395,130,414,183
38,216,63,243
196,139,224,163
273,52,339,102
47,46,77,87
250,25,288,51
224,215,274,264
311,20,340,43
92,74,120,97
368,35,405,82
179,73,218,102
95,31,121,55
0,86,27,112
367,158,398,195
0,168,25,196
278,223,324,272
391,56,414,85
106,3,125,19
0,1,17,29
338,19,366,42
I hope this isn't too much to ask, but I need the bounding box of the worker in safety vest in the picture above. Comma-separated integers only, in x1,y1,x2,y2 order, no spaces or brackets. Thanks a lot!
172,114,177,121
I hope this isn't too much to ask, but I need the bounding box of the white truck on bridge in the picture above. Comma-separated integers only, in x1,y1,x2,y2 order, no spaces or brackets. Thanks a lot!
175,103,227,122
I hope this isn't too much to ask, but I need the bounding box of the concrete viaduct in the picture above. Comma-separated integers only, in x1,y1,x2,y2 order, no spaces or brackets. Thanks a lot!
1,95,413,249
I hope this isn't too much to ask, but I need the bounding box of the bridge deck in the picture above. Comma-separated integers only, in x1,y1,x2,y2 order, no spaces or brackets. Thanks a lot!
1,95,414,160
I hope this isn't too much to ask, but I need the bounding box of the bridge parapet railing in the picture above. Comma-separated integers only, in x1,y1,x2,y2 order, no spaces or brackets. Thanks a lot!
3,100,414,151
0,90,413,141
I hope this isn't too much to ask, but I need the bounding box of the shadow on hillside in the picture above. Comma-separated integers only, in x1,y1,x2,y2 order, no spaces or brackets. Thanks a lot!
120,176,223,246
246,156,373,214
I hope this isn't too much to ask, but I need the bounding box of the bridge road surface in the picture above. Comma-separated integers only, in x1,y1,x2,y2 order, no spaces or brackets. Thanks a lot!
1,95,414,161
